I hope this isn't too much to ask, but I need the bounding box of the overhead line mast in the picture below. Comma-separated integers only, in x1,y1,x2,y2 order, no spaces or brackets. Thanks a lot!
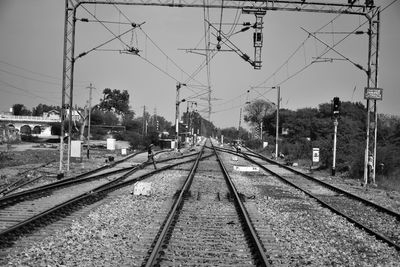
61,0,380,186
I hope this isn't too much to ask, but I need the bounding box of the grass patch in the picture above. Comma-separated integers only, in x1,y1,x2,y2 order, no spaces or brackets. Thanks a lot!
376,170,400,193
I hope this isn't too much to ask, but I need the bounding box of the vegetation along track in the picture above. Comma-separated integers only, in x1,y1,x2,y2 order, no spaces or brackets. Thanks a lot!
144,140,271,266
0,160,57,196
234,146,400,251
0,149,208,249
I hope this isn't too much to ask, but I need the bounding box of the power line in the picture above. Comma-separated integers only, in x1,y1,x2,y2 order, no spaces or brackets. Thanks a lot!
0,79,56,102
0,59,90,85
271,3,391,88
0,68,62,86
212,7,366,114
137,55,180,83
255,9,355,88
111,4,206,87
256,1,397,89
81,5,132,49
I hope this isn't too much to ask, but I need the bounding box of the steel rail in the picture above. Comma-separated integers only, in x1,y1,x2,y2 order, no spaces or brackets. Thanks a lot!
236,150,400,252
0,150,212,248
211,142,271,266
242,147,400,221
0,150,141,198
214,145,400,220
0,151,200,208
216,144,400,251
0,160,56,195
144,146,205,266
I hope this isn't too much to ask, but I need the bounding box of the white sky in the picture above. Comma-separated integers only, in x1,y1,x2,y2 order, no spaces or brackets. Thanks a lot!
0,0,399,128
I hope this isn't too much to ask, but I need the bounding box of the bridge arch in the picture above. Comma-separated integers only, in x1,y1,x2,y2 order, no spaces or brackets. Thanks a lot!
32,125,42,134
20,125,31,135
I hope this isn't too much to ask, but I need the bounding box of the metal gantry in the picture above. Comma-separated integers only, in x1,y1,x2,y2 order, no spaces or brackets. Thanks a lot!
61,0,380,185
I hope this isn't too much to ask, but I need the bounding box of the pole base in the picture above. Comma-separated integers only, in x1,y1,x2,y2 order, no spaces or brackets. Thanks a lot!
331,168,336,176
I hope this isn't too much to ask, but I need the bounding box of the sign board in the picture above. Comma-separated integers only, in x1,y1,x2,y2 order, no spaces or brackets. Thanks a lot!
107,138,116,150
121,148,127,155
312,148,320,163
71,140,81,158
234,166,260,172
263,142,268,148
364,87,383,100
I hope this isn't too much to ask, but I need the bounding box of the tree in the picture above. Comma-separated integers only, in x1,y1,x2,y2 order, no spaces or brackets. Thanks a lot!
90,109,119,126
244,99,275,137
32,104,60,116
12,104,31,116
221,127,239,142
99,88,130,115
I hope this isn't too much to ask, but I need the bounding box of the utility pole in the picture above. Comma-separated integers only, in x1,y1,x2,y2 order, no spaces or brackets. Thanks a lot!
175,85,180,150
363,10,381,187
142,105,146,137
238,107,242,140
86,83,94,159
273,86,280,159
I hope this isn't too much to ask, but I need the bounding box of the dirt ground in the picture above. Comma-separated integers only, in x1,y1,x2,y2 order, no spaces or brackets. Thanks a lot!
0,141,131,191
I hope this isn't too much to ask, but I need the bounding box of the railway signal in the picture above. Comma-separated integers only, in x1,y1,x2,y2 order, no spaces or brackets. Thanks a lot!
332,97,340,117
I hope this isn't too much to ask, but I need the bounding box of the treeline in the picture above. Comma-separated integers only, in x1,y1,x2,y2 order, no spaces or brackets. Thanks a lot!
260,101,400,179
9,88,219,149
217,101,400,179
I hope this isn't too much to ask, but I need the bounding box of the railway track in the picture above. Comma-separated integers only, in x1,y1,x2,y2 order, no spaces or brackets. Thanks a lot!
0,160,57,196
225,146,400,252
0,149,206,249
143,140,271,266
2,140,400,265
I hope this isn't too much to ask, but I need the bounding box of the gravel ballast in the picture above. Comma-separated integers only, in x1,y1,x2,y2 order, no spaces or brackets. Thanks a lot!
4,167,190,266
222,152,400,266
3,148,400,266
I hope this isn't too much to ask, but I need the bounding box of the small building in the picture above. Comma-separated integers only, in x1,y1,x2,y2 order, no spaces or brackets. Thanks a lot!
64,109,81,122
43,110,61,121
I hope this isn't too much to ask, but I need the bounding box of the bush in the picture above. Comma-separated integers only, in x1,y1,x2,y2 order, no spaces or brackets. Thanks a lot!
245,139,262,149
125,131,144,150
91,128,108,140
21,135,39,142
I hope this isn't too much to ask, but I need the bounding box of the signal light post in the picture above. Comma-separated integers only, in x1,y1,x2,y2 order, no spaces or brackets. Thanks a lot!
175,83,186,151
332,97,340,176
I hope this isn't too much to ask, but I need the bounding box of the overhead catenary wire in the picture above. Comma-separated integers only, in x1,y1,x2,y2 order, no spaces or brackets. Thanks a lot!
255,9,352,88
75,26,139,61
271,10,383,88
256,1,397,89
210,5,376,115
0,60,91,85
301,27,367,72
111,4,206,87
81,5,132,50
80,4,193,86
0,79,57,102
0,68,63,87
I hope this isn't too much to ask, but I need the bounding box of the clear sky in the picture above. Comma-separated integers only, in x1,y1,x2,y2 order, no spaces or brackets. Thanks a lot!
0,0,399,129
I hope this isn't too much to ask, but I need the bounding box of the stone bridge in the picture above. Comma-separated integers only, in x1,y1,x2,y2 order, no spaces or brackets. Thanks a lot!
0,114,60,138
